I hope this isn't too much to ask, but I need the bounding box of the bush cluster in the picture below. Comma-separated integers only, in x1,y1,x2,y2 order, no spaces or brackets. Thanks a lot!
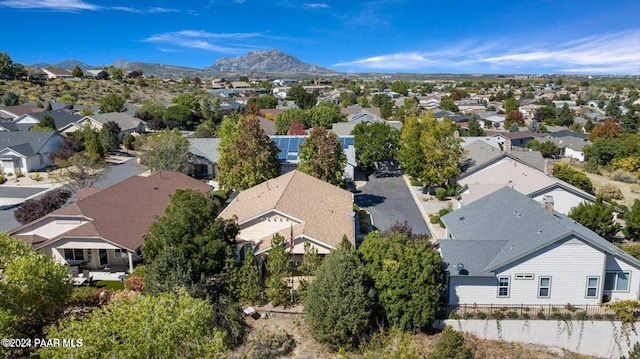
244,327,295,359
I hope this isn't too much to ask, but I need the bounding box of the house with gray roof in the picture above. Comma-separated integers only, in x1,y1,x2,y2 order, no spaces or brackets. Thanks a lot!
0,131,62,173
331,109,401,136
188,138,221,178
440,186,640,305
11,110,81,131
60,113,145,139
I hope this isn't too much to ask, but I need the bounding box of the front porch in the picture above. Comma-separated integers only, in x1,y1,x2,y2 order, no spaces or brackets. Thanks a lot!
51,243,142,275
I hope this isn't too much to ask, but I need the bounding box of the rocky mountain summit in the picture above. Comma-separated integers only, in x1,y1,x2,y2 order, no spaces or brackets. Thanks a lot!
207,49,334,73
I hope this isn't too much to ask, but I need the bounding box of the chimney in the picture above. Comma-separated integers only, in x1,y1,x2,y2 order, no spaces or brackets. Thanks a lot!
503,140,511,154
541,195,554,213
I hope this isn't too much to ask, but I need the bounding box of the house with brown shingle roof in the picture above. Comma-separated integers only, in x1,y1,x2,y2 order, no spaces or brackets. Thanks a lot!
10,171,212,274
218,170,355,258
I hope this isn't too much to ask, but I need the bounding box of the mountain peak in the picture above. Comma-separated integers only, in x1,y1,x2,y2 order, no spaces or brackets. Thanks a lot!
207,49,334,74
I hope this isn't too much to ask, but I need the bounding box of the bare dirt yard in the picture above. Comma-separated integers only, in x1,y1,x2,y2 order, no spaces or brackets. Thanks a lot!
228,306,598,359
582,171,640,208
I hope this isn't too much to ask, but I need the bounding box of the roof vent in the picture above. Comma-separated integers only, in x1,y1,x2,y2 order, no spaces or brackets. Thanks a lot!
153,185,158,190
538,229,542,234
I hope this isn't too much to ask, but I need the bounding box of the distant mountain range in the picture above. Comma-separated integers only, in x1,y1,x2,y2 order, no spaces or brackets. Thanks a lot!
29,49,336,78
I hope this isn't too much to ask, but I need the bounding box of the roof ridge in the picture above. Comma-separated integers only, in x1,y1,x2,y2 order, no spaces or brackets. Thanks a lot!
273,170,298,211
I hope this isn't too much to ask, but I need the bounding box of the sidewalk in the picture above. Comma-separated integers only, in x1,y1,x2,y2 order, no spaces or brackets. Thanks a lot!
402,175,453,242
0,171,65,209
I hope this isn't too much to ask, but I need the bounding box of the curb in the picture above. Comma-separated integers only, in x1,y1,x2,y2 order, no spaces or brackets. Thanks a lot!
401,175,440,242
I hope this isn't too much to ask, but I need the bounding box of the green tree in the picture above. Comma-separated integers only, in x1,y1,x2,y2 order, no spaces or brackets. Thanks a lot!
535,105,556,123
298,241,321,301
305,240,374,351
172,93,201,111
238,247,263,305
31,114,56,131
248,95,278,109
142,189,239,294
108,66,123,80
569,196,621,240
37,292,226,359
398,113,463,190
309,102,346,128
467,119,485,136
623,200,640,241
552,162,594,193
359,231,444,331
352,122,400,167
372,93,393,119
526,140,561,158
556,103,574,126
0,233,72,340
71,65,83,78
163,104,194,126
503,98,520,113
98,121,120,152
134,101,166,121
194,119,217,138
439,98,459,112
77,126,105,162
141,128,192,174
1,89,20,106
275,108,309,134
289,84,318,109
218,115,281,190
391,80,411,96
265,234,291,306
98,93,126,113
429,327,474,359
298,126,347,186
0,52,26,79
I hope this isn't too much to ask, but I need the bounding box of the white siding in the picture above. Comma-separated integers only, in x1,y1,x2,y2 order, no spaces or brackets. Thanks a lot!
452,236,607,305
604,255,640,301
19,217,90,239
532,188,589,215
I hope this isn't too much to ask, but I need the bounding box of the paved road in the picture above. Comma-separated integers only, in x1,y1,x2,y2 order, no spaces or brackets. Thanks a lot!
0,186,48,198
0,159,146,233
354,166,430,237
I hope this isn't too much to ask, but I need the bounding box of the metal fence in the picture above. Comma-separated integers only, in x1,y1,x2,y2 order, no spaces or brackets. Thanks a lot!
439,303,625,321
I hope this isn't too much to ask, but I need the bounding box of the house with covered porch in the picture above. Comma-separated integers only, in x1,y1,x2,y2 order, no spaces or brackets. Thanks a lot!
10,171,212,279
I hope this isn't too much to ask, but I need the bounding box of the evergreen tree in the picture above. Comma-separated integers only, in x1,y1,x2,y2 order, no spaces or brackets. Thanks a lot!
569,196,621,240
297,241,321,301
99,93,126,113
305,239,374,351
429,327,474,359
238,247,264,305
623,200,640,241
71,65,83,78
556,103,574,126
265,234,291,306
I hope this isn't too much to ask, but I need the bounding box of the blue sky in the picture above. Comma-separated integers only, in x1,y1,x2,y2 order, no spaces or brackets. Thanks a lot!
1,0,639,74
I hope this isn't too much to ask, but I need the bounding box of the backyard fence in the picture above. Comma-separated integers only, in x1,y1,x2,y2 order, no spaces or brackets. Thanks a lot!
439,303,632,321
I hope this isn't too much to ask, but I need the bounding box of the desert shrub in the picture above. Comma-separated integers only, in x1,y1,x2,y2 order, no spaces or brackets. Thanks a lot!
29,173,42,181
123,275,145,292
67,287,103,307
353,326,425,358
598,184,624,200
244,327,295,359
15,171,24,178
435,187,447,200
0,174,4,184
611,169,638,184
429,326,473,359
631,184,640,194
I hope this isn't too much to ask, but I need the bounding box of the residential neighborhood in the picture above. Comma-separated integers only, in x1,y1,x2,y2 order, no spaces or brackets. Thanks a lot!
1,50,639,358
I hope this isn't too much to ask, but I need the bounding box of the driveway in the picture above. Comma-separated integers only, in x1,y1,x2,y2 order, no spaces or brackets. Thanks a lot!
354,166,430,237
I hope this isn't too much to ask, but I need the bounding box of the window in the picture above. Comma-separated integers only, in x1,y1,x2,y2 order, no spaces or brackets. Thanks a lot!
114,249,127,258
515,273,534,280
604,271,630,291
538,276,551,298
497,276,510,297
63,249,84,261
586,277,599,298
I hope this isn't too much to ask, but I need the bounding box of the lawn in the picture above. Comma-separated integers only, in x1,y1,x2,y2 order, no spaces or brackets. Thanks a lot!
94,280,125,290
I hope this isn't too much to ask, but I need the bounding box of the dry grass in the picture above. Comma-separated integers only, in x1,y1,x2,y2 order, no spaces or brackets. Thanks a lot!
229,312,597,359
582,170,640,208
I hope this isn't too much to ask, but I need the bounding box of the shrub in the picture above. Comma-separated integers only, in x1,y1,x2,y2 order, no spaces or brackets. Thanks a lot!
631,184,640,194
123,275,145,292
131,265,146,278
245,327,295,359
0,174,4,184
576,312,588,321
536,312,546,319
29,173,42,181
359,218,370,226
123,133,136,150
507,311,519,319
522,313,531,319
68,287,102,307
410,177,422,186
435,187,447,200
611,169,639,184
429,326,473,359
476,312,487,319
15,171,24,178
598,184,624,200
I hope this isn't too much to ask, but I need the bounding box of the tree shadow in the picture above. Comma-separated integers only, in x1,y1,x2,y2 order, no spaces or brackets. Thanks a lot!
355,193,386,208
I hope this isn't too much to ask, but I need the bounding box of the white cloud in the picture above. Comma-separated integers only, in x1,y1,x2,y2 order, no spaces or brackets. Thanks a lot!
0,0,98,11
303,3,330,8
334,30,640,74
143,30,265,54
